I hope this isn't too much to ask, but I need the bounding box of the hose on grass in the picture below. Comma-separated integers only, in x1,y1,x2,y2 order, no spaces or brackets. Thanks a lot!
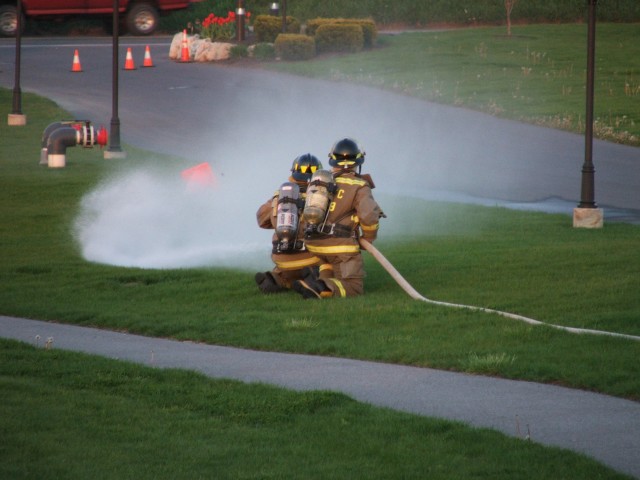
359,238,640,342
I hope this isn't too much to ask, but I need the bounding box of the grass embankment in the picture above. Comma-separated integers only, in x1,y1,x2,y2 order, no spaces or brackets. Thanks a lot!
266,24,640,146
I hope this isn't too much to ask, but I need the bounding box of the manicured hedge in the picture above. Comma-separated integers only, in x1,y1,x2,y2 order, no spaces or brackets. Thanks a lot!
315,24,364,54
253,14,301,43
274,34,316,61
307,18,377,48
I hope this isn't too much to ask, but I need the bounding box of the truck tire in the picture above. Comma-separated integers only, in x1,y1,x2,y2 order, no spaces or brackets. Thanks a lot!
0,5,25,37
125,3,159,36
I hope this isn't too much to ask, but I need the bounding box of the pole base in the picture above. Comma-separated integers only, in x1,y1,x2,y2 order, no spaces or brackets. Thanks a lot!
8,113,27,126
104,149,127,160
573,207,603,228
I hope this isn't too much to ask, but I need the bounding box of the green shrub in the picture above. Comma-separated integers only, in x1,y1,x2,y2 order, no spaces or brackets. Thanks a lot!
315,23,364,54
307,17,377,48
253,14,301,43
274,34,316,61
230,44,249,59
251,42,276,60
306,17,333,36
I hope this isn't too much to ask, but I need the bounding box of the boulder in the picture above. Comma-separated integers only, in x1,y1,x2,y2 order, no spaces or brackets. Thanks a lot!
194,40,233,62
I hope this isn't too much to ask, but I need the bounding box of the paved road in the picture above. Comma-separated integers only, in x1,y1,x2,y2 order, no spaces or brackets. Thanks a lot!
1,36,639,217
1,315,639,478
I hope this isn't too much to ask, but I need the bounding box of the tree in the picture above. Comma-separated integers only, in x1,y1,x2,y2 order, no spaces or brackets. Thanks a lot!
505,0,518,37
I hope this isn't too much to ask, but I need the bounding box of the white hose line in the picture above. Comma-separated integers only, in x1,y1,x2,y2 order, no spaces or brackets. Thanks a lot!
359,239,640,342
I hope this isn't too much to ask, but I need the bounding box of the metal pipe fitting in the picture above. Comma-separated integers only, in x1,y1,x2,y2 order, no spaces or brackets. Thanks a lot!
47,126,81,168
43,121,108,168
40,121,88,165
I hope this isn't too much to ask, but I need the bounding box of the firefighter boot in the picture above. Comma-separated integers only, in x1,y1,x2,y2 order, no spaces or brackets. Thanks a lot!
255,272,285,294
301,266,320,282
293,277,331,299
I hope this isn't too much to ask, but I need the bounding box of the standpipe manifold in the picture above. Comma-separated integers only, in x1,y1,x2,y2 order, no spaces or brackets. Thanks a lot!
40,121,108,168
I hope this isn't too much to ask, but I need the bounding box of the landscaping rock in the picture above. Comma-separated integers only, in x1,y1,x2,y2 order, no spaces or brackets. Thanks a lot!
195,40,233,62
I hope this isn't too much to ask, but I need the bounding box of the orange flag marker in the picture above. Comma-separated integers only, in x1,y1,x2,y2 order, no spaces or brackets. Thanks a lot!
181,163,216,187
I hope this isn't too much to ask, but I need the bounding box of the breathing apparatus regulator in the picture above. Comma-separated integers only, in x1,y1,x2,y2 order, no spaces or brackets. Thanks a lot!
303,170,337,236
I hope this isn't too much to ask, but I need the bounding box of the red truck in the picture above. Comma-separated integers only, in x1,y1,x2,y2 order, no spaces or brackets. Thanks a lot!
0,0,199,37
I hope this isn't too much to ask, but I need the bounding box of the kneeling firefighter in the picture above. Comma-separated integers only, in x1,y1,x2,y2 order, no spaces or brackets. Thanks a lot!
293,138,385,299
255,154,323,293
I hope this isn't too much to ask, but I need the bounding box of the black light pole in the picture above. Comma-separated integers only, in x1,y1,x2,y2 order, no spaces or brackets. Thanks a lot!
9,0,26,126
105,0,126,159
573,0,602,228
579,0,597,209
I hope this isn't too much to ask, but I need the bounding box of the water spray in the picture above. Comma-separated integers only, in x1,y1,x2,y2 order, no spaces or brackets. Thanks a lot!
359,239,640,342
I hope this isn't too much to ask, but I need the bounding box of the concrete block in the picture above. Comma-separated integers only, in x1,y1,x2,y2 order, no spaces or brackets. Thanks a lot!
8,113,27,126
573,207,604,228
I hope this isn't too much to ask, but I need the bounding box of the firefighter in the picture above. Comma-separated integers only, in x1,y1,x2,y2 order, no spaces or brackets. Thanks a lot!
255,154,323,293
292,138,384,299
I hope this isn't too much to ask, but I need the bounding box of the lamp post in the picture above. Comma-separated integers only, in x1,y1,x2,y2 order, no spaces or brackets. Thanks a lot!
104,0,126,159
236,0,245,42
269,3,279,16
8,0,26,126
580,0,597,210
573,0,602,227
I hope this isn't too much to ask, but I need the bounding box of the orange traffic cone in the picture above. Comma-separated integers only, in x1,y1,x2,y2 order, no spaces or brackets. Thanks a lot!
142,45,155,67
71,49,83,72
180,29,191,63
123,47,136,70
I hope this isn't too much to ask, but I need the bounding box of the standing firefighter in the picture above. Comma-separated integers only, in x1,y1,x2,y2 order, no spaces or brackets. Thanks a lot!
293,138,384,299
255,154,323,293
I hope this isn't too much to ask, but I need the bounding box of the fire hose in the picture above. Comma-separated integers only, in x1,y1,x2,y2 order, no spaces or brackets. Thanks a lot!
358,238,640,342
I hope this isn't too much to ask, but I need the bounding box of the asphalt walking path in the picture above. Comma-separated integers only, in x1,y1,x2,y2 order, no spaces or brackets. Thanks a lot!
2,315,639,478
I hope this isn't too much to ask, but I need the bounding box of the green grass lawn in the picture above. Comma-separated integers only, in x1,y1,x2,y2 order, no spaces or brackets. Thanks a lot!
266,24,640,146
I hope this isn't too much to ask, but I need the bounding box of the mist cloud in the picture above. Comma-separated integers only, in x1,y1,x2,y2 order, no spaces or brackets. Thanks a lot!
74,164,274,270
